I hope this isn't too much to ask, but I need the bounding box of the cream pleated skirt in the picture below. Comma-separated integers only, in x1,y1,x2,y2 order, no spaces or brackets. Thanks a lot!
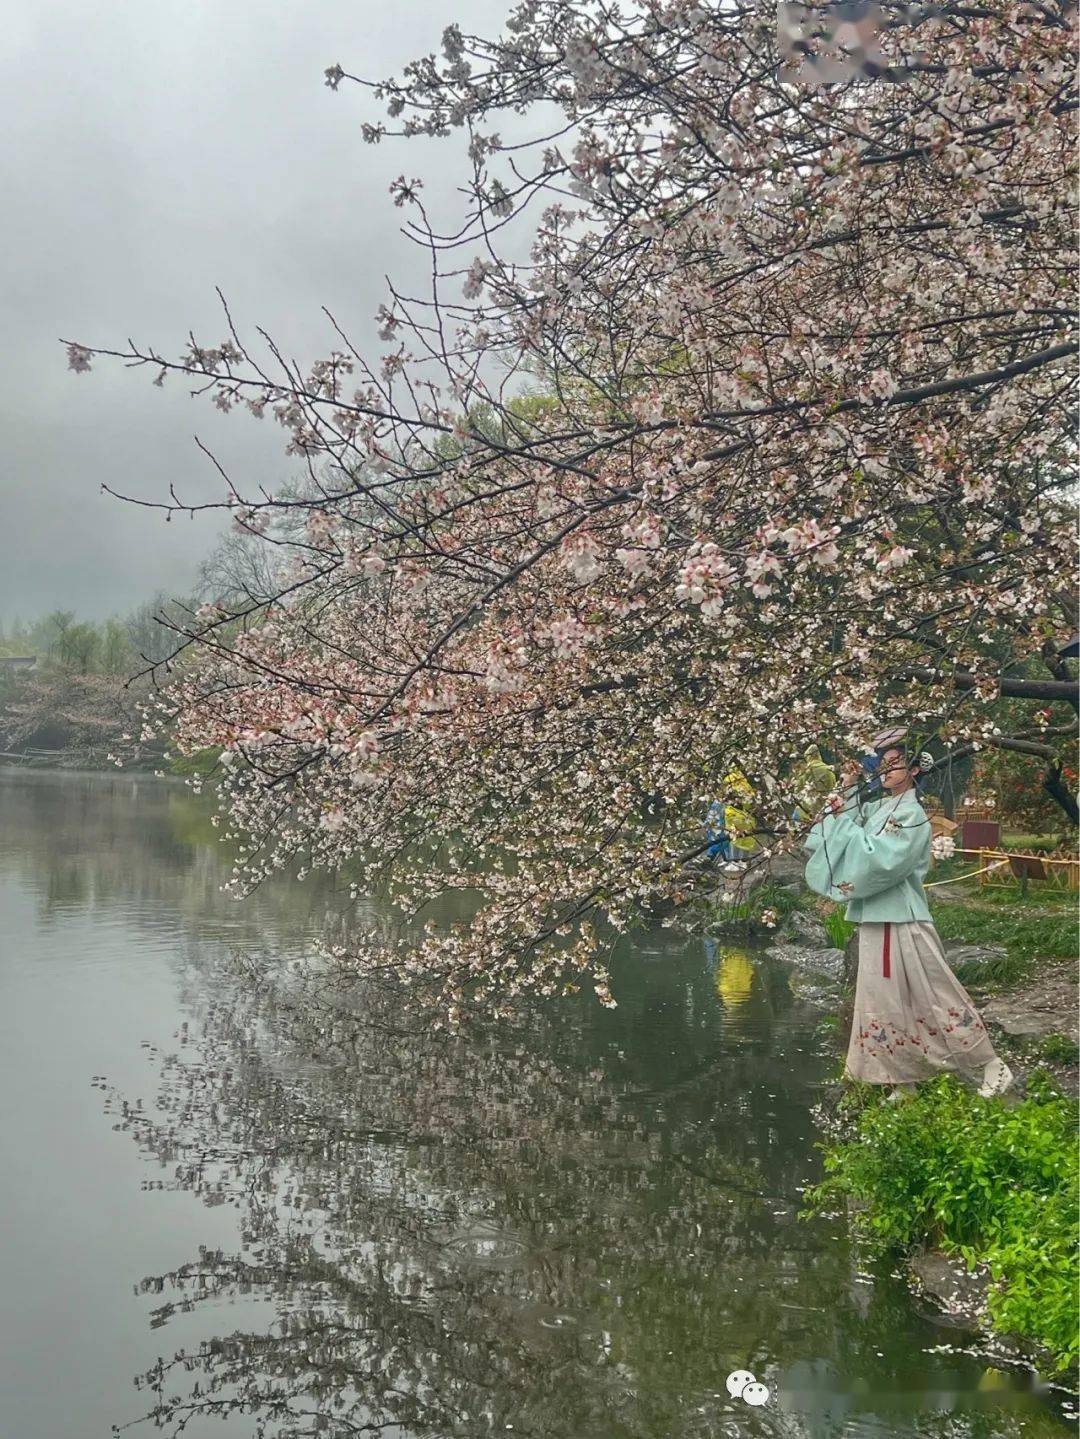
844,920,1000,1085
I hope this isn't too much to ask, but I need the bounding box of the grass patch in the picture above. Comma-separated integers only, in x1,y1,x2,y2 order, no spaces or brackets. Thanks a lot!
166,745,221,778
800,1072,1080,1378
929,899,1078,986
822,907,857,950
1033,1034,1079,1065
971,884,1077,910
1002,833,1077,854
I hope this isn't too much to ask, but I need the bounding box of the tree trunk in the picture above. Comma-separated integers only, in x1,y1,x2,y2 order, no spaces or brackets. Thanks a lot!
1042,763,1080,827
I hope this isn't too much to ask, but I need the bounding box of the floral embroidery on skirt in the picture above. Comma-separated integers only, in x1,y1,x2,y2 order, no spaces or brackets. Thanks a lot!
845,921,999,1085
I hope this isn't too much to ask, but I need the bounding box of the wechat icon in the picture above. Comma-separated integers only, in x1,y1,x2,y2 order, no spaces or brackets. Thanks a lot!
726,1368,770,1406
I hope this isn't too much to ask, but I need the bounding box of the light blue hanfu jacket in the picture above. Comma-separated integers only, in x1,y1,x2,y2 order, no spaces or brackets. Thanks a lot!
803,785,933,923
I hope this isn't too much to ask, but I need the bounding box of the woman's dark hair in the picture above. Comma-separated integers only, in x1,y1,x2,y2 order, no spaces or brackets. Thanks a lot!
879,737,934,765
874,741,909,766
875,741,931,796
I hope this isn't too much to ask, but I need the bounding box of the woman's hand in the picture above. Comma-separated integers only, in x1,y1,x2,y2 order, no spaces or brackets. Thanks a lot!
839,759,862,791
823,762,862,817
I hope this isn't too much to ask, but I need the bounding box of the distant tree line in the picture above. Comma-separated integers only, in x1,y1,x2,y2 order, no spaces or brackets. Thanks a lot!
0,595,201,678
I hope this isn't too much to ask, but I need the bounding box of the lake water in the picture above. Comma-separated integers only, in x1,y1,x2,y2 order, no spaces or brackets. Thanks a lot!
0,769,1072,1437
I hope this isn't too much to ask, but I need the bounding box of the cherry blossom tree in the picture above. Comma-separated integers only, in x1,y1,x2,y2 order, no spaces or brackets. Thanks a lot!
65,0,1078,1027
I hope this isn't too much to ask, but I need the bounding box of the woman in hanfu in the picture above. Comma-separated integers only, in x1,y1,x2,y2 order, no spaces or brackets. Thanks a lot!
804,736,1014,1103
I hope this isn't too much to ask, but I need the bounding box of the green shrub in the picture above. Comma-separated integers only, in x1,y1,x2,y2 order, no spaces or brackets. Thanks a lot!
705,878,803,933
799,1072,1080,1377
973,883,1077,910
1001,833,1075,854
823,906,857,950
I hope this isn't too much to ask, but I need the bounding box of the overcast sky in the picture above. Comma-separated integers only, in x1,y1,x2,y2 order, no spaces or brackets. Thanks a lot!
1,1,514,620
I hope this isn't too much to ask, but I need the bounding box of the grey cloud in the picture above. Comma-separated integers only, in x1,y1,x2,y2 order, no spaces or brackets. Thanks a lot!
1,0,511,617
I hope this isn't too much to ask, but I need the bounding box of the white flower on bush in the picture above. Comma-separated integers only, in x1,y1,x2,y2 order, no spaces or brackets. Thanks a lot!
766,516,841,568
863,368,897,401
345,548,387,578
536,483,562,519
234,507,270,535
483,655,523,694
400,567,431,602
630,391,664,425
621,512,663,549
931,834,956,861
462,255,490,300
348,730,379,766
67,342,93,372
614,512,663,578
760,908,778,928
306,509,336,544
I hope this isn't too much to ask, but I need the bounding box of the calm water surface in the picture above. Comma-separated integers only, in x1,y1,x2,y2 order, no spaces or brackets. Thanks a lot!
0,770,1072,1438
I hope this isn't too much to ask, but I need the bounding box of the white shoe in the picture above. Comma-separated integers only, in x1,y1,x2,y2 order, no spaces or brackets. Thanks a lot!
978,1058,1015,1098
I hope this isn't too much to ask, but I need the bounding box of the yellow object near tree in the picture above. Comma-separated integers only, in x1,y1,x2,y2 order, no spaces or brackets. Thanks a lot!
791,744,836,823
723,769,759,854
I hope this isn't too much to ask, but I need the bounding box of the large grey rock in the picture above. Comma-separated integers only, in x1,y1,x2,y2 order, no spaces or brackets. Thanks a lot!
765,853,806,885
907,1246,1059,1371
767,942,847,981
944,942,1008,976
980,965,1080,1041
908,1248,991,1328
785,910,831,949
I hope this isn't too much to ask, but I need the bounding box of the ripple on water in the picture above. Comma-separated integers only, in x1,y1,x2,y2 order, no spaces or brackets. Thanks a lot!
435,1220,531,1270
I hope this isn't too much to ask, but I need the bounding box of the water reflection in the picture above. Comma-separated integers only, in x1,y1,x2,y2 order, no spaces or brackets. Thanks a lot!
0,771,1072,1437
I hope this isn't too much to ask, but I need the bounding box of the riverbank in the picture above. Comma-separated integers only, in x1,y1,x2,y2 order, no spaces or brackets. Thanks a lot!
803,1068,1078,1385
0,748,160,772
0,663,165,773
693,863,1079,1388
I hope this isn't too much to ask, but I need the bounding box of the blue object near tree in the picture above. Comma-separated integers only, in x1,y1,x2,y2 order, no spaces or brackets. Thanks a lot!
705,800,734,860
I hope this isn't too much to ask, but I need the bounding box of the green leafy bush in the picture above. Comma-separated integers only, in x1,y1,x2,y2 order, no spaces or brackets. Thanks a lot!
822,906,857,950
705,878,803,932
799,1073,1080,1376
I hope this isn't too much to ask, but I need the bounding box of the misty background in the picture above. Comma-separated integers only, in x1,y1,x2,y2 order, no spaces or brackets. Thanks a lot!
1,0,513,621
